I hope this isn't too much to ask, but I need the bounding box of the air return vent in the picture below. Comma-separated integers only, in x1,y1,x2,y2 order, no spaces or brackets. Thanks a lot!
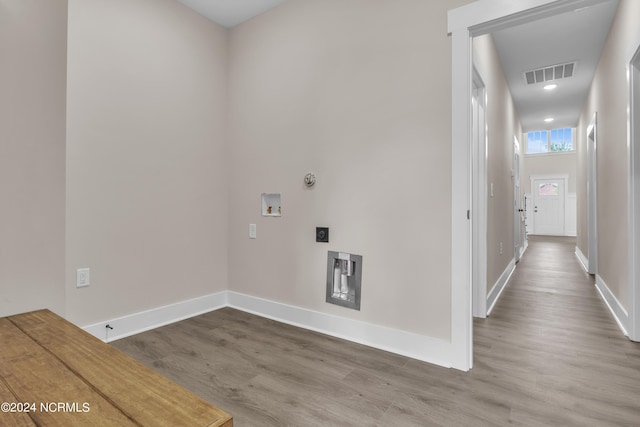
524,62,576,85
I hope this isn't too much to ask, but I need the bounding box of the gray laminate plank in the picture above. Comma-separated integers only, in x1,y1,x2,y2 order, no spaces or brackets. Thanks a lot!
112,236,640,426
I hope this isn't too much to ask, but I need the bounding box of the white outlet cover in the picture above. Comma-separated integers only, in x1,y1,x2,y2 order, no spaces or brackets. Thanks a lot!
249,224,257,239
77,268,90,288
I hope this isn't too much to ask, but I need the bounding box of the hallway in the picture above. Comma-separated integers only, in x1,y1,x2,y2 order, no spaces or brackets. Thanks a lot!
473,235,640,425
113,236,640,426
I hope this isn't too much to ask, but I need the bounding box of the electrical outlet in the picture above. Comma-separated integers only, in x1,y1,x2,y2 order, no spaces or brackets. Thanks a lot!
249,224,256,239
77,268,90,288
499,242,503,255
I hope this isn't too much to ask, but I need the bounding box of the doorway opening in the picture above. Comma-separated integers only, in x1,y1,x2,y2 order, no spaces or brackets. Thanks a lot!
449,0,620,371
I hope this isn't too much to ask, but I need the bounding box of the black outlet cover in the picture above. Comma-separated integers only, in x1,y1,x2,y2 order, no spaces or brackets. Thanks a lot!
316,227,329,243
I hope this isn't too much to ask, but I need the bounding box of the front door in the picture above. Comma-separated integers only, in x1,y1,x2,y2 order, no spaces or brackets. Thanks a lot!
532,178,565,235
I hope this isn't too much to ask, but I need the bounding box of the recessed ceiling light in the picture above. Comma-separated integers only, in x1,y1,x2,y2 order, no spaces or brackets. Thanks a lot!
544,117,555,123
544,84,557,91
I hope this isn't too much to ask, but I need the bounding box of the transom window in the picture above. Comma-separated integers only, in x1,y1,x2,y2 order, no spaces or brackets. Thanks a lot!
526,128,574,154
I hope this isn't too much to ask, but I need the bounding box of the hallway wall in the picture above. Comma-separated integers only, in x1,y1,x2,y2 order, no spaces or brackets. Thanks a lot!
473,34,523,295
577,0,640,312
0,0,67,317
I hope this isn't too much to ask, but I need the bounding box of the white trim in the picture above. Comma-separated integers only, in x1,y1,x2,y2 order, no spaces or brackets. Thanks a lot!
486,258,516,316
514,137,523,264
472,68,488,319
449,0,576,373
82,291,455,369
575,246,589,273
447,0,596,36
587,112,598,275
524,150,576,159
627,42,640,342
82,292,228,342
227,292,454,368
594,275,629,337
521,238,529,259
449,24,473,372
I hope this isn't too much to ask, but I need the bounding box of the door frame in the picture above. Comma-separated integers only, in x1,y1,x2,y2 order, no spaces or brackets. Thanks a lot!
448,0,614,371
514,136,523,263
628,44,640,342
587,113,598,274
529,174,568,236
472,68,488,319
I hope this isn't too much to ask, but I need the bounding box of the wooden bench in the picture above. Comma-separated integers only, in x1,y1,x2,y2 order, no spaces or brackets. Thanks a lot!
0,309,232,426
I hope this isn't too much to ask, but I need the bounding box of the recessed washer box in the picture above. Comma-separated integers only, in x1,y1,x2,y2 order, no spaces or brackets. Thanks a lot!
326,251,362,310
261,193,281,217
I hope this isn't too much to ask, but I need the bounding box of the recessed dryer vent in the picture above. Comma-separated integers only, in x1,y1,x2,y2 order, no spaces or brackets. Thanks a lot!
326,251,362,310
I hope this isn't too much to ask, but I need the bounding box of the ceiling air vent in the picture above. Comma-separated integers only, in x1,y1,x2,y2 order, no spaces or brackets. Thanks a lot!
524,62,576,85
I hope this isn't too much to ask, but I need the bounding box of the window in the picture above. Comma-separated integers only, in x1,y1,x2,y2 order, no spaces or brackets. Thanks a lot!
526,128,574,154
527,130,548,154
538,182,559,196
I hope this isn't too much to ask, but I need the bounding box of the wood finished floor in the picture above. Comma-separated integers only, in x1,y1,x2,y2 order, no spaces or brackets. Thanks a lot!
112,236,640,426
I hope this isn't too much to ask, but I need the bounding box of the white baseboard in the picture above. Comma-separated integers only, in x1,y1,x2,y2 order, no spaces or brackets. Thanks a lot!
82,292,228,342
594,275,629,337
83,290,456,369
521,239,529,258
486,259,516,316
227,291,453,368
575,246,589,273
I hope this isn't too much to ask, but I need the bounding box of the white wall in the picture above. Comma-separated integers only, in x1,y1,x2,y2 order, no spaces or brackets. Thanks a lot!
228,0,472,339
522,152,577,194
0,0,67,317
65,0,229,326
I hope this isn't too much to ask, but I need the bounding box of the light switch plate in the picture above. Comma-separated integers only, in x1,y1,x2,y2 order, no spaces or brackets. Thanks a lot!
249,224,257,239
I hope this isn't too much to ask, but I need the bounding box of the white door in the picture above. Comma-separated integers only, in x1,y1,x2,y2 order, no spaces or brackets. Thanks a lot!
533,178,565,235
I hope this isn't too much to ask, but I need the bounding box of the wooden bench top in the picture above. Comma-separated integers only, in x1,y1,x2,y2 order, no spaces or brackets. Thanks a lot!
0,309,232,426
